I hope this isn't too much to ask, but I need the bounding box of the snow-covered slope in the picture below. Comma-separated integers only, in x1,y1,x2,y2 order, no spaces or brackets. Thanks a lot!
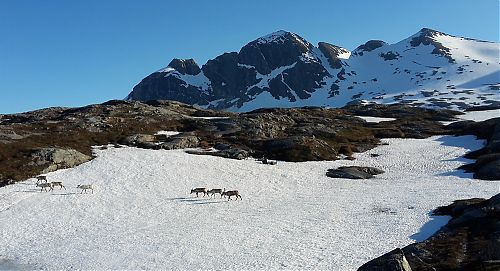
127,28,499,112
0,133,498,270
337,28,500,109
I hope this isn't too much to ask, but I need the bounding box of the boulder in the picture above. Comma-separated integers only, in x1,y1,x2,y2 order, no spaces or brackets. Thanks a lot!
475,159,500,180
215,148,250,160
30,148,92,173
185,148,250,160
160,135,200,150
214,143,231,150
358,248,413,271
119,134,155,146
326,166,384,179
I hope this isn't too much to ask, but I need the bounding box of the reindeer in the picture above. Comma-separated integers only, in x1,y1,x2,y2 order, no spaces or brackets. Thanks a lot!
222,190,242,201
50,181,66,190
207,188,224,198
36,182,52,192
77,184,94,194
35,175,48,184
190,187,207,197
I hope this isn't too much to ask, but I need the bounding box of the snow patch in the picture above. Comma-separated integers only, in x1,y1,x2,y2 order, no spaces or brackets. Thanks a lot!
157,67,175,73
356,116,397,123
154,131,180,136
0,136,496,270
248,62,297,90
166,70,211,94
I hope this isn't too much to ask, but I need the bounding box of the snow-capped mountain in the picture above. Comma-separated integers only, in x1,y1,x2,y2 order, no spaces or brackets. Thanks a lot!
127,28,499,111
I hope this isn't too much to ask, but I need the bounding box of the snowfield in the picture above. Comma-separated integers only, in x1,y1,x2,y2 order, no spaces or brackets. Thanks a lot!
0,134,498,270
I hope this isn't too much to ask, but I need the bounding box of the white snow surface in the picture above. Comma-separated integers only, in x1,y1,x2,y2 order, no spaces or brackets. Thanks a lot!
458,109,499,122
1,135,498,270
154,131,181,136
356,116,397,123
248,62,297,91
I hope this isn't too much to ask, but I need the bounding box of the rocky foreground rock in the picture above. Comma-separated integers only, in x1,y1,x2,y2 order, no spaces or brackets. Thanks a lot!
358,193,500,271
30,148,92,174
451,117,500,180
326,166,385,179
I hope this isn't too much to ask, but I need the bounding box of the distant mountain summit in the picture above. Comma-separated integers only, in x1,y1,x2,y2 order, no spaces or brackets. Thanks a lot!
127,28,500,111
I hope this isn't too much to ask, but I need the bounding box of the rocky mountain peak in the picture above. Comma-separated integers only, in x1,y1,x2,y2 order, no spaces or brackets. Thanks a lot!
417,27,448,37
164,58,201,75
409,28,455,63
352,40,388,56
255,30,312,49
237,30,315,74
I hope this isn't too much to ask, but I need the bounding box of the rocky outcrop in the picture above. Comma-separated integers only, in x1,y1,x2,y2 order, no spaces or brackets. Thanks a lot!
262,136,337,162
359,193,500,270
358,248,412,271
352,40,388,56
186,148,250,160
30,148,92,173
119,133,200,150
159,135,200,150
451,117,500,180
326,166,385,179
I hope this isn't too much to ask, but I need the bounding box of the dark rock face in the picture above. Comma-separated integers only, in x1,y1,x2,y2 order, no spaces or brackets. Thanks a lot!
167,59,201,75
238,31,311,74
318,42,348,69
359,193,500,271
128,31,340,110
326,166,385,179
127,72,211,106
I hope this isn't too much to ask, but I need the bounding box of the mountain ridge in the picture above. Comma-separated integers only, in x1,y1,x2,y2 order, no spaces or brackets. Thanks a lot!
126,28,499,112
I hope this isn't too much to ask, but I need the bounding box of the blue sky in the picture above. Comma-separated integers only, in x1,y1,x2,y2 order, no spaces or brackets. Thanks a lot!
1,0,498,113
